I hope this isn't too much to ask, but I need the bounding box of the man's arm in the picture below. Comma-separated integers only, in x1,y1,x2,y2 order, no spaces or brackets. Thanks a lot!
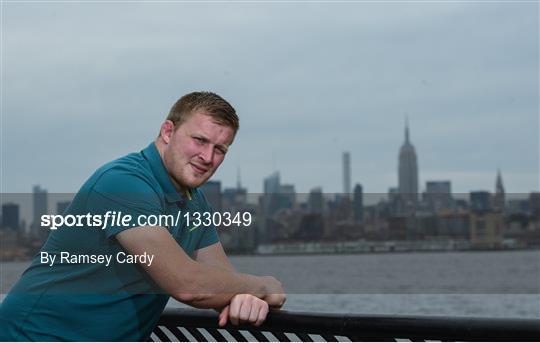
193,242,235,272
195,242,279,327
115,226,285,309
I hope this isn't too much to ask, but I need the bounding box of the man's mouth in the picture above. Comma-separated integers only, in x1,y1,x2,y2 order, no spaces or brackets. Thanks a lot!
190,163,209,174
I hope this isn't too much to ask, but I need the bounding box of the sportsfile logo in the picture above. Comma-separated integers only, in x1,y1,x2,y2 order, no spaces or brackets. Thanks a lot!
40,211,184,230
40,211,253,231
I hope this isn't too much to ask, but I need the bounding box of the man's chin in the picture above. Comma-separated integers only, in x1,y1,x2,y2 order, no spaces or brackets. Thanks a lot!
186,175,211,188
172,174,208,191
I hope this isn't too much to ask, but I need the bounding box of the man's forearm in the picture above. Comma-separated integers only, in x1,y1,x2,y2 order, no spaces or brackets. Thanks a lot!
115,227,284,309
171,260,266,308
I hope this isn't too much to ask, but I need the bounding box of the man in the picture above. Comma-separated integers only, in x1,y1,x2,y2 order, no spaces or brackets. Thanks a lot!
0,92,285,341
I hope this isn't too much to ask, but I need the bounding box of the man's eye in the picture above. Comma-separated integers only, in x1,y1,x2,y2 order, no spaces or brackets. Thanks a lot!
194,137,204,144
215,148,226,155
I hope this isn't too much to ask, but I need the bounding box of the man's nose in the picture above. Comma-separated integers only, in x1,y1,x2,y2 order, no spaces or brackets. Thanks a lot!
199,145,214,164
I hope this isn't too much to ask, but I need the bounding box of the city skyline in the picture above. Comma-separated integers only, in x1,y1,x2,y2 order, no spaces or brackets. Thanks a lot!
1,120,535,227
2,137,534,231
3,118,536,197
2,2,538,195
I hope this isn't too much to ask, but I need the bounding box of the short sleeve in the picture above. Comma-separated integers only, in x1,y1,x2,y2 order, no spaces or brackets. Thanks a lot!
194,189,220,250
197,225,219,250
87,168,163,238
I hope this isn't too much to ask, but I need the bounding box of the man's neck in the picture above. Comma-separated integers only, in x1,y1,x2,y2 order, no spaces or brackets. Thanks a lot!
154,138,191,198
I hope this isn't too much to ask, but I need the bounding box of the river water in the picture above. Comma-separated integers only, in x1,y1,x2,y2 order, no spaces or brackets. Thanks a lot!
2,250,539,318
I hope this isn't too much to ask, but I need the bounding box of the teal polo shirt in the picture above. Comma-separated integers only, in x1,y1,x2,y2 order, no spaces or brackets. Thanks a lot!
0,143,219,341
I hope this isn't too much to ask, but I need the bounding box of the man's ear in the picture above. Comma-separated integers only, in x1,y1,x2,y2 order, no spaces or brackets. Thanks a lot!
160,120,175,144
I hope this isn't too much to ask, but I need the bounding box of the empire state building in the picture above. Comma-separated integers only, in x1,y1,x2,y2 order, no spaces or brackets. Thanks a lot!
398,121,419,208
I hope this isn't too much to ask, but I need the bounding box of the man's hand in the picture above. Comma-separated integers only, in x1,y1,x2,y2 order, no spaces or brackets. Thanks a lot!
218,294,269,327
261,276,286,308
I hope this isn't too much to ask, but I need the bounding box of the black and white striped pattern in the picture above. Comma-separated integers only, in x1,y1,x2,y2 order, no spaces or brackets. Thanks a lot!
151,326,353,342
151,308,540,342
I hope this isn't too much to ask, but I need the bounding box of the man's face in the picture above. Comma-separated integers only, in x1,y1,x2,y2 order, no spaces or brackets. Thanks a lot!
161,111,235,191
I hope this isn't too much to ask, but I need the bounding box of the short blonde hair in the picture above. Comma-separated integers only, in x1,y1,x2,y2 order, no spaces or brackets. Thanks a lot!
166,91,239,133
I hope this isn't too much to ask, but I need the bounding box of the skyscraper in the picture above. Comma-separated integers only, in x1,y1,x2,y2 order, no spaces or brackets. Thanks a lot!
308,187,324,214
32,185,48,237
279,184,296,209
57,201,71,215
263,171,280,194
222,167,247,208
2,203,20,230
353,183,363,223
425,181,452,213
201,180,222,212
398,119,419,209
494,170,505,212
470,191,492,213
343,152,351,197
262,171,284,216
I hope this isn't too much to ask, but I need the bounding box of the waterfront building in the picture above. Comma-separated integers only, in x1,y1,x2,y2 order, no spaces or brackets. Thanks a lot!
1,203,20,231
506,199,529,216
297,213,325,241
418,212,469,239
530,192,540,219
469,211,503,249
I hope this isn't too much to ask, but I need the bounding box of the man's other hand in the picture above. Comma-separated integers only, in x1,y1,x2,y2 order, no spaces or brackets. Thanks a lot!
218,294,269,327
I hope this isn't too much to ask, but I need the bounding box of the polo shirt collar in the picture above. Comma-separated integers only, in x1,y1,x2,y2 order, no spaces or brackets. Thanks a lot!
142,142,189,203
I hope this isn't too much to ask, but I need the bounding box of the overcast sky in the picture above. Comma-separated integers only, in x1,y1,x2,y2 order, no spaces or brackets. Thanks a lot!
2,1,538,196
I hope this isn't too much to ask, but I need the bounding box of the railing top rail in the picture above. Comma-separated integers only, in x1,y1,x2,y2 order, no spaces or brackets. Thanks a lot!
156,308,540,341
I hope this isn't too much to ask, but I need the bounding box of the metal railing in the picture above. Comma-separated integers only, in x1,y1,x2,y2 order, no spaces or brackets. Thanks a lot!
152,308,540,341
